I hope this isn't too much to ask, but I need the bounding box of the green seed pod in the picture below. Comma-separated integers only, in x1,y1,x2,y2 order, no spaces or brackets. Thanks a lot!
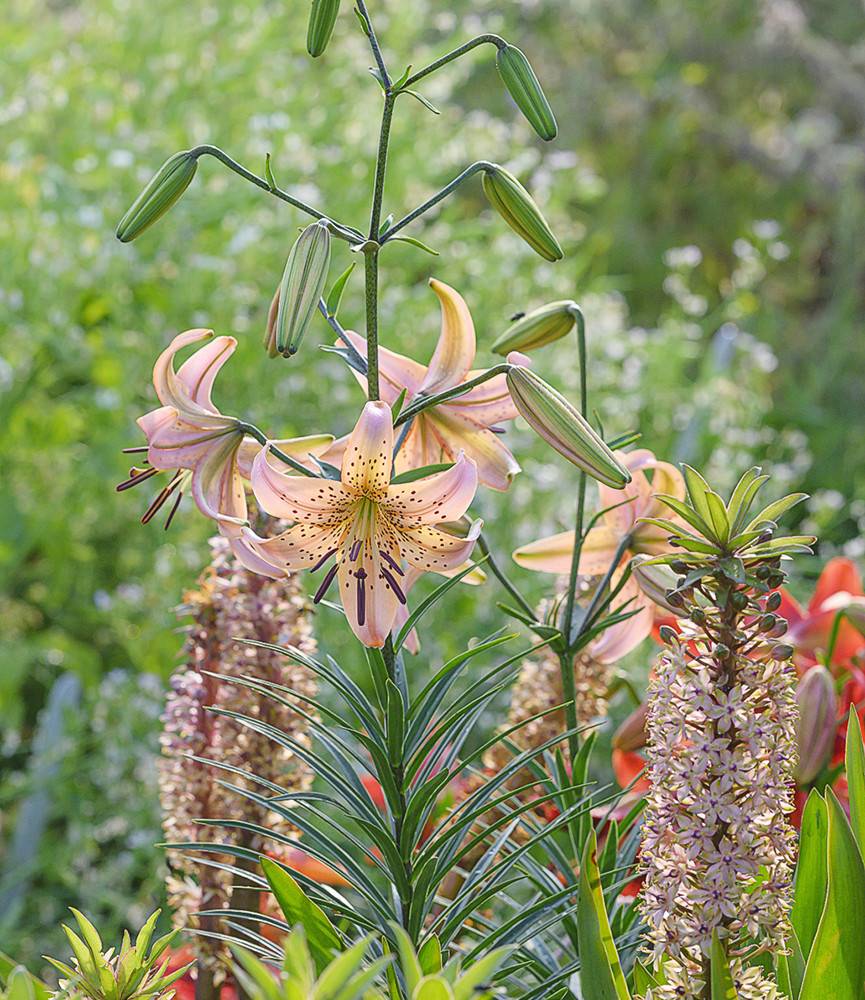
491,300,578,355
495,43,557,141
115,150,198,242
505,366,630,487
482,165,563,262
307,0,340,58
275,220,331,357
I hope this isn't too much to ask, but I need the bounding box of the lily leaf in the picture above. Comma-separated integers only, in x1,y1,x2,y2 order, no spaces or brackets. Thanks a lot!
710,931,738,999
577,829,630,1000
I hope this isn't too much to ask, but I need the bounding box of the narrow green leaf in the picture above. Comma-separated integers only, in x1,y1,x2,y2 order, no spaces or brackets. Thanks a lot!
632,960,660,993
389,235,440,254
391,462,454,484
710,932,738,999
418,936,442,976
4,968,35,1000
792,791,829,960
394,559,486,651
260,858,341,975
264,152,277,190
845,707,865,860
681,464,715,531
705,490,730,543
403,90,441,114
799,790,865,999
744,493,808,532
451,947,510,999
0,958,50,1000
385,680,405,767
325,261,356,318
577,830,629,1000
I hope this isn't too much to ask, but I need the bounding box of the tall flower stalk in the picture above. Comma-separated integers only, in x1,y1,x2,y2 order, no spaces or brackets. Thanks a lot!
159,536,317,998
636,466,814,993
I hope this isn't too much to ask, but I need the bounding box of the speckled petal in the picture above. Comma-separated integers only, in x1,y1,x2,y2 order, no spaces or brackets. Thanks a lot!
419,279,476,394
341,401,394,497
251,446,352,523
385,452,478,524
398,519,482,573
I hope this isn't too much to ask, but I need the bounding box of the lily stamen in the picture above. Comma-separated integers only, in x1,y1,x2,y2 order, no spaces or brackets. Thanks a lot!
313,563,339,604
116,466,160,492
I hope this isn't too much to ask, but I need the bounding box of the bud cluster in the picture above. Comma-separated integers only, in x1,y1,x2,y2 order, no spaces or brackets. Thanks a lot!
637,467,812,980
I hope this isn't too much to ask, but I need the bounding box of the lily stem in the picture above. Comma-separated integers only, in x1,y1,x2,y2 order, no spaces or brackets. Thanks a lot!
477,532,535,620
561,309,588,766
402,33,505,89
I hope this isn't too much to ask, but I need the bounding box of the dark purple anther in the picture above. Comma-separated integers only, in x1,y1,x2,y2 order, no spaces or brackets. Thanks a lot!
381,550,404,576
313,563,339,604
380,566,407,604
356,567,367,625
310,547,338,572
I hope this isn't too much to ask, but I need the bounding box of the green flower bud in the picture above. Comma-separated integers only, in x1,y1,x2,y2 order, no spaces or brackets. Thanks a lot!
275,220,331,357
795,666,837,785
307,0,340,58
481,165,563,262
505,366,630,487
263,285,281,359
491,300,577,355
495,43,558,141
631,556,686,616
115,150,198,242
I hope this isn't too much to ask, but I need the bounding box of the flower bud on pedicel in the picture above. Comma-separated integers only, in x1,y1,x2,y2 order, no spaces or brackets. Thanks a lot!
275,220,331,356
481,165,563,262
631,556,687,615
795,665,837,784
263,285,280,358
505,366,630,488
307,0,340,57
496,44,558,141
115,150,198,242
492,300,577,355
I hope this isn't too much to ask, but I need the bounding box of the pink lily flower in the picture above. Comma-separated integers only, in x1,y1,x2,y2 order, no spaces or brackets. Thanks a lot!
119,328,333,578
512,448,685,576
339,279,522,491
250,400,481,647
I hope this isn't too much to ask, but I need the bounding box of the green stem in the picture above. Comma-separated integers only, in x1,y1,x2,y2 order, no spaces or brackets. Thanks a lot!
190,145,362,243
238,422,317,477
319,298,368,373
402,33,505,88
395,363,511,424
476,532,535,620
562,309,588,648
364,90,397,402
356,0,390,89
379,161,494,242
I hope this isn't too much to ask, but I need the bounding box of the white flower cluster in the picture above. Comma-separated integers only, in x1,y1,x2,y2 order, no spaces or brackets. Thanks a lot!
640,626,798,962
643,956,784,1000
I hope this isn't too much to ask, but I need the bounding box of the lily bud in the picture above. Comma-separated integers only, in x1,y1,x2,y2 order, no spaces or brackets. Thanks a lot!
495,44,558,141
613,702,648,752
115,150,198,242
505,367,630,488
263,286,280,359
795,666,837,785
631,556,686,615
307,0,340,57
275,220,331,357
492,300,578,355
481,166,563,262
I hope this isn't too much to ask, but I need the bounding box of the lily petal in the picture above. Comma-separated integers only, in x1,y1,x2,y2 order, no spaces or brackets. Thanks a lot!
512,523,620,576
341,400,393,497
420,279,476,394
448,368,520,424
394,417,446,476
339,330,426,402
236,434,335,480
338,548,401,648
385,452,478,524
399,519,482,574
190,435,247,525
426,408,519,492
152,329,235,424
251,446,351,523
589,574,654,662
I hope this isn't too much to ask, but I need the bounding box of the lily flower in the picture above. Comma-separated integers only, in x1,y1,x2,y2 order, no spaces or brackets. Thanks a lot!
250,400,481,647
776,556,865,670
512,448,685,576
339,279,521,491
120,328,333,578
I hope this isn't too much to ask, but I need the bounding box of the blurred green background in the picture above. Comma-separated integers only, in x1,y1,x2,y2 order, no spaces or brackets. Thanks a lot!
2,0,864,966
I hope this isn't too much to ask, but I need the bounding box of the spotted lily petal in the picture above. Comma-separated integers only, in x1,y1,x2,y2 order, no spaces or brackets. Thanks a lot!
339,329,426,403
419,279,476,394
251,446,352,524
385,452,478,524
341,400,394,496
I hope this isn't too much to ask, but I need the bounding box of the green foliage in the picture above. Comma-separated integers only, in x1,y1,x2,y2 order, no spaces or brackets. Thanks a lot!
577,830,629,1000
44,909,191,1000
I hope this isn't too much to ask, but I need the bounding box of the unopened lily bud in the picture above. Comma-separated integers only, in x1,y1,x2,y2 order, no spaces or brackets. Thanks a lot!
115,150,198,242
481,165,563,262
631,557,686,615
613,702,648,752
263,286,280,358
505,367,630,488
492,300,578,355
495,43,558,141
275,220,331,356
307,0,340,57
795,666,837,784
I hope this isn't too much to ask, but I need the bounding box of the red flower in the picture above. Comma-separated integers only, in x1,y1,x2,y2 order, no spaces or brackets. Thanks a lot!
779,557,865,671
